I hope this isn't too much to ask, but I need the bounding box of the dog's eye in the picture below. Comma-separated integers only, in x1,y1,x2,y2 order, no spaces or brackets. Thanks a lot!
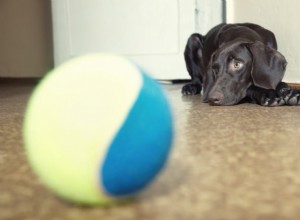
231,60,243,70
228,60,243,72
233,61,242,69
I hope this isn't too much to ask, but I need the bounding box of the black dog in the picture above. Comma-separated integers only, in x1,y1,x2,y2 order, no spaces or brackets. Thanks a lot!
182,23,300,106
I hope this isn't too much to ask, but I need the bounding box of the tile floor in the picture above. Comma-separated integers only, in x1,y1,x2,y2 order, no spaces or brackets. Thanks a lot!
2,82,300,220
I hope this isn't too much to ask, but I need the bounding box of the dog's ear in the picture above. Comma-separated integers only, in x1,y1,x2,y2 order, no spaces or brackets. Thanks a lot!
247,41,287,90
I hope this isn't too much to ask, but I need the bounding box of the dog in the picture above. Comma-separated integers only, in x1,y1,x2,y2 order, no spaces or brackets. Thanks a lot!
182,23,300,106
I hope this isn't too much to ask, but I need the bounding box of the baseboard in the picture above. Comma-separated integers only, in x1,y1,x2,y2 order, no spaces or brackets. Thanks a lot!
0,77,41,85
1,77,299,90
288,83,300,90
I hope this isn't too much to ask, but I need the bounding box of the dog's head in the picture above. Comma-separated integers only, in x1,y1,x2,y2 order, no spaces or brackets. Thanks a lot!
203,40,287,105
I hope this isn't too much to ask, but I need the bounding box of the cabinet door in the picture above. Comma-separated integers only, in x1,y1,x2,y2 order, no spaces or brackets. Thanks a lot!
52,0,222,79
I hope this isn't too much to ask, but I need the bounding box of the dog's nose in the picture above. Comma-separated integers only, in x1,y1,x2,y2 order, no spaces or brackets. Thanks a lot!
209,91,224,105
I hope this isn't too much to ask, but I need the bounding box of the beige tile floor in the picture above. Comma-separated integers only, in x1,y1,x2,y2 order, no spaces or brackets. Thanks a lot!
2,82,300,220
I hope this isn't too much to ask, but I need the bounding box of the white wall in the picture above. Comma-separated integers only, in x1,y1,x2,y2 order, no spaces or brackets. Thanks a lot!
227,0,300,83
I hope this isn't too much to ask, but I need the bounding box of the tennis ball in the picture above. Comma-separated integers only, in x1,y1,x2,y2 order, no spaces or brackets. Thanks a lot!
23,54,173,205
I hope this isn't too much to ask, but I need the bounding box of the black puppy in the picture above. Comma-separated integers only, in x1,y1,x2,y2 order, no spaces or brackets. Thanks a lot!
182,23,300,106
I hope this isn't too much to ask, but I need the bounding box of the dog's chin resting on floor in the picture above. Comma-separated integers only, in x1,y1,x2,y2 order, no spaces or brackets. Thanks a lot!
182,23,300,106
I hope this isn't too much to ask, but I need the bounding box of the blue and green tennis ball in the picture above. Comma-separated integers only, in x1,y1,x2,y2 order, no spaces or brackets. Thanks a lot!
23,54,173,205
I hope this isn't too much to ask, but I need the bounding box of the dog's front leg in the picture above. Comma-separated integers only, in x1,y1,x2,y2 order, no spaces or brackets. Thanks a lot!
182,34,205,96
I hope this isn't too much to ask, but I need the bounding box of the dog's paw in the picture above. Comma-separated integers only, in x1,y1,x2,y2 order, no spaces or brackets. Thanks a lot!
260,94,285,106
281,89,300,105
247,84,300,107
181,84,201,95
262,88,300,106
